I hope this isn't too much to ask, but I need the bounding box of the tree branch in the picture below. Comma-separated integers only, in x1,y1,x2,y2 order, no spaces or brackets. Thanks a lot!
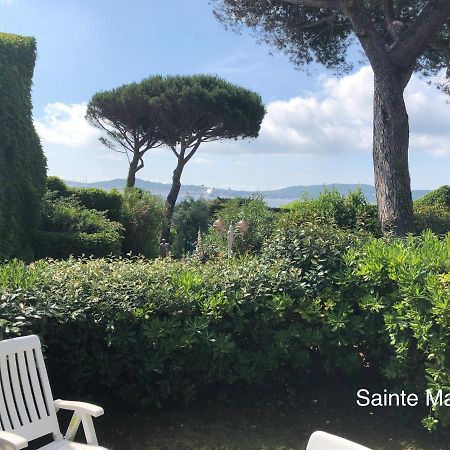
94,119,134,152
390,0,450,68
138,140,163,157
182,139,202,165
281,0,340,10
136,157,144,172
297,12,338,30
115,122,136,149
170,145,180,158
337,0,389,71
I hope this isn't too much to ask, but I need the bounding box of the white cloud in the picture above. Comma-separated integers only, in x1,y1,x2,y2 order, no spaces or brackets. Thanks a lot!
208,66,450,157
35,102,101,148
35,67,450,159
1,0,15,5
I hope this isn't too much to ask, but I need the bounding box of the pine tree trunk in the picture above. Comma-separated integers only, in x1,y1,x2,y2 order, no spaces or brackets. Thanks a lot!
373,72,414,235
126,156,139,188
163,159,184,240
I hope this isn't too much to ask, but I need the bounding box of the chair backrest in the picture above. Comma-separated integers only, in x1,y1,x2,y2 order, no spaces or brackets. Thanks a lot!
0,335,60,442
306,431,372,450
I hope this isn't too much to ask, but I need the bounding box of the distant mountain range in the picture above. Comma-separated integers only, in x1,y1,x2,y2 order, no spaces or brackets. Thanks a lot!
65,178,431,207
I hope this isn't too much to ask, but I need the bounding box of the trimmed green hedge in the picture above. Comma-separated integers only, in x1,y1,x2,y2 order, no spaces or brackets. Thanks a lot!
0,229,448,429
71,188,123,222
414,186,450,235
282,189,380,235
34,230,123,259
415,186,450,209
122,188,166,258
35,193,123,258
0,33,47,260
46,177,123,222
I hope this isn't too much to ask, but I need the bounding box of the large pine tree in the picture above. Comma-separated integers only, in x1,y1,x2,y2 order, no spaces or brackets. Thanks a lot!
213,0,450,235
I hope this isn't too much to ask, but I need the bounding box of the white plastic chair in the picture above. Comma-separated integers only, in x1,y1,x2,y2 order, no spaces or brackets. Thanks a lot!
0,335,108,450
307,431,372,450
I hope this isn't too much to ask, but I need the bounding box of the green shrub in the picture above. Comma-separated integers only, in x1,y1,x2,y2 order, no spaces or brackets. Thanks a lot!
71,188,123,223
171,198,211,258
0,259,45,290
122,188,166,258
46,176,72,197
200,197,277,257
283,189,380,235
414,204,450,235
262,221,358,294
414,186,450,235
35,193,123,258
0,33,47,260
46,177,123,222
415,186,450,209
0,255,354,408
0,231,448,430
34,231,123,259
40,193,121,234
344,231,450,429
0,224,371,411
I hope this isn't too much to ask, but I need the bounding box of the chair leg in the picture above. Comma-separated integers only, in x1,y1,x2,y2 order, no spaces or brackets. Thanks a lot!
81,414,98,446
65,412,81,441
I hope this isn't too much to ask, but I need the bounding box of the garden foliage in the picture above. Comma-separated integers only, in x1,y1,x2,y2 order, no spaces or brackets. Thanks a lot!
415,186,450,209
35,192,123,258
344,231,450,430
0,228,448,429
171,198,211,258
0,33,47,260
46,177,123,222
283,189,380,235
122,188,166,258
39,180,166,259
200,197,277,257
414,186,450,235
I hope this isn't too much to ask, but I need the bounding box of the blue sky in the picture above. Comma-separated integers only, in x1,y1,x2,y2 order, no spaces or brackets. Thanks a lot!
1,0,449,190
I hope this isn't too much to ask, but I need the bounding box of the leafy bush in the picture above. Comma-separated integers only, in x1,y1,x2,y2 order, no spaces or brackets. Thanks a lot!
0,253,357,409
415,186,450,209
46,176,72,197
35,193,123,258
34,231,123,259
42,180,166,258
0,33,47,260
71,188,123,223
171,198,211,258
0,230,448,430
46,177,123,222
122,188,166,258
200,197,277,257
414,186,450,235
414,204,450,235
344,231,450,430
262,221,358,295
0,223,360,408
283,189,380,235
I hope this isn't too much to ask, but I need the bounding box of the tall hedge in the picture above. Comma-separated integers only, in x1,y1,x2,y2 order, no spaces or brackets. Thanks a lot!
0,33,46,260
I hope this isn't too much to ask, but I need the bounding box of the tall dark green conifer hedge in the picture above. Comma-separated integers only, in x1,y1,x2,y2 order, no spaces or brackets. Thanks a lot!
0,33,46,260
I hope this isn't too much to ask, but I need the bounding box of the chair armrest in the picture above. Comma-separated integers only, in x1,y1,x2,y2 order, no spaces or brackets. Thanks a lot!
54,399,104,417
0,431,28,449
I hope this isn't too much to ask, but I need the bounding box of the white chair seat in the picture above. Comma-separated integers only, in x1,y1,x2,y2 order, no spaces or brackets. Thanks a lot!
306,431,372,450
39,442,108,450
0,335,108,450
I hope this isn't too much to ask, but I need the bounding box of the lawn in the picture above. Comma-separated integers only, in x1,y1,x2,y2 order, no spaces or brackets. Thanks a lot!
91,385,448,450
